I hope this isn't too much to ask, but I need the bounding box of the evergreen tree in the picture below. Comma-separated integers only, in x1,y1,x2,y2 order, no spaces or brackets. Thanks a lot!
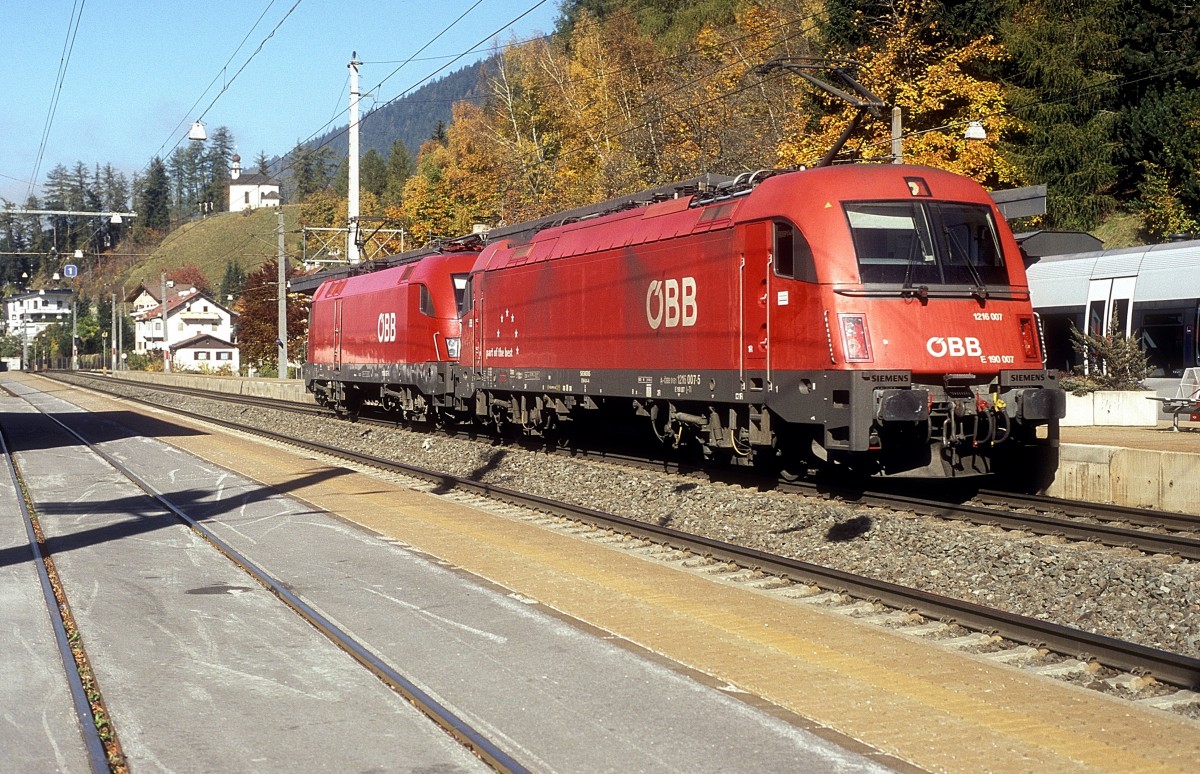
430,121,449,145
333,157,349,198
289,142,335,201
1001,0,1122,230
100,164,130,247
360,148,387,200
382,139,415,207
140,157,171,232
219,260,247,302
254,151,272,175
202,126,236,214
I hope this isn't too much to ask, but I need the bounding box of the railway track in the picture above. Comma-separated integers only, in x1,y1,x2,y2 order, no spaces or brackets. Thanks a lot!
0,424,112,772
46,372,1200,701
7,380,528,773
61,372,1200,561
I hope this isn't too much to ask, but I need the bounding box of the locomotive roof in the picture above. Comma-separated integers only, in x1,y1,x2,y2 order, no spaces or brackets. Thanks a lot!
292,164,1026,295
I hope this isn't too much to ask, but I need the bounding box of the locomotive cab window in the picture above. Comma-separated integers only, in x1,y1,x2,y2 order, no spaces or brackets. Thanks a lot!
453,274,470,316
418,284,435,317
773,220,816,282
846,201,1007,288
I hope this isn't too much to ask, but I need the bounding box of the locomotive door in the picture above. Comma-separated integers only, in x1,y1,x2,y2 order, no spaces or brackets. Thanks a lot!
738,222,770,389
332,298,343,370
470,273,484,370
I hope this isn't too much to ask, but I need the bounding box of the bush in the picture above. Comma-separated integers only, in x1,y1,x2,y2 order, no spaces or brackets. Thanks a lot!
1067,316,1151,391
125,352,163,372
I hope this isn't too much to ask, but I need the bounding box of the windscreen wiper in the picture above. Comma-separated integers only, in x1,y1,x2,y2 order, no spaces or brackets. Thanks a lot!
944,226,988,300
901,237,929,300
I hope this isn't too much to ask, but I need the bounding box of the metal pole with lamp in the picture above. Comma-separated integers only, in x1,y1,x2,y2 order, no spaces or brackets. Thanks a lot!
161,272,171,373
69,250,82,370
277,208,288,379
51,271,61,368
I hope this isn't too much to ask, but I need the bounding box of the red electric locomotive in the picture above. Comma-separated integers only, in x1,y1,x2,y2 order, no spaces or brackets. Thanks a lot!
453,164,1064,477
305,247,476,418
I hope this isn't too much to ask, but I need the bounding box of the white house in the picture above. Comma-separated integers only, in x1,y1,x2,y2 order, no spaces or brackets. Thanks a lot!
125,283,162,316
132,286,239,370
228,154,281,212
2,288,73,346
171,333,240,372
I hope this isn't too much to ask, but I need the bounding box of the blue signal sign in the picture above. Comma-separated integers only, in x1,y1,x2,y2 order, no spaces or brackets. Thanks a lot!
63,264,78,278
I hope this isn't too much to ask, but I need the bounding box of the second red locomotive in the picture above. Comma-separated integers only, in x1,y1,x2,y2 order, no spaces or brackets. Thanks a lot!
305,164,1065,478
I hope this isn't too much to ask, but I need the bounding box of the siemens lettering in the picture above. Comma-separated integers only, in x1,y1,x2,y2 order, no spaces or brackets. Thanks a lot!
646,277,697,330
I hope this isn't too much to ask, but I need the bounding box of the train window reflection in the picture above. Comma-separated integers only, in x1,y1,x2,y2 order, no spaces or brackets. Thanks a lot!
847,201,1007,287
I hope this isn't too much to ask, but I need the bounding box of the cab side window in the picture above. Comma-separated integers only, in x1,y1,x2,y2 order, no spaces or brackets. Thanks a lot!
418,284,434,317
773,220,816,282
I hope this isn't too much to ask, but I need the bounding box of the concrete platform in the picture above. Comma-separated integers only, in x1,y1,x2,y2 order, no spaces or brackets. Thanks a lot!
4,374,894,773
1055,423,1200,514
3,384,490,773
103,369,313,403
46,373,1200,774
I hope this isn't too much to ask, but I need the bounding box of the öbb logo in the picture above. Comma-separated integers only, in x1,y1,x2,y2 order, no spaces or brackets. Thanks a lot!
926,336,981,358
646,277,697,330
377,312,397,342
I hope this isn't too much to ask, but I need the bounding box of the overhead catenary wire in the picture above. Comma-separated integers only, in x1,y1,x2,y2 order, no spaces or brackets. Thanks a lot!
146,0,288,167
267,0,551,180
142,0,305,178
28,0,87,202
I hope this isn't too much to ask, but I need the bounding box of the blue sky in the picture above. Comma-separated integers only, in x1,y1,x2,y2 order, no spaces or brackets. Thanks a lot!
0,0,562,205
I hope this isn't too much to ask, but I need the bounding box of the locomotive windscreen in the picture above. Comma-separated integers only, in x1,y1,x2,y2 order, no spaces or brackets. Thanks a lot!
846,201,1007,288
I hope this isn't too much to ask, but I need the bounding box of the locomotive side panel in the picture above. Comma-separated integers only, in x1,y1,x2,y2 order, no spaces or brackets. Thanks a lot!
477,229,744,374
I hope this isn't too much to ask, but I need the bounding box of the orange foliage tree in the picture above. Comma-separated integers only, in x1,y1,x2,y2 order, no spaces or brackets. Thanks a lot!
776,0,1021,188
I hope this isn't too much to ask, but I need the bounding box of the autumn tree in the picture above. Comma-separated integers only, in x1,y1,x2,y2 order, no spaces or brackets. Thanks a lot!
233,259,308,373
777,0,1017,188
168,264,212,294
400,131,467,244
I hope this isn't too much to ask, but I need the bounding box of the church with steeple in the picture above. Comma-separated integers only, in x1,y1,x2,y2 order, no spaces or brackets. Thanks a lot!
227,153,281,212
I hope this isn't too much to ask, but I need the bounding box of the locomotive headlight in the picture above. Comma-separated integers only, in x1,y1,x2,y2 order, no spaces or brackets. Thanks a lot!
837,313,872,362
446,337,461,359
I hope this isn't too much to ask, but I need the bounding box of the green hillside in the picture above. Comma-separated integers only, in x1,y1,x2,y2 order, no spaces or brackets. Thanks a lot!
108,205,304,296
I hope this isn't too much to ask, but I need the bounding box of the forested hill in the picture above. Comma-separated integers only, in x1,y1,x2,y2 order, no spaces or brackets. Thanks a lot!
307,58,489,159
